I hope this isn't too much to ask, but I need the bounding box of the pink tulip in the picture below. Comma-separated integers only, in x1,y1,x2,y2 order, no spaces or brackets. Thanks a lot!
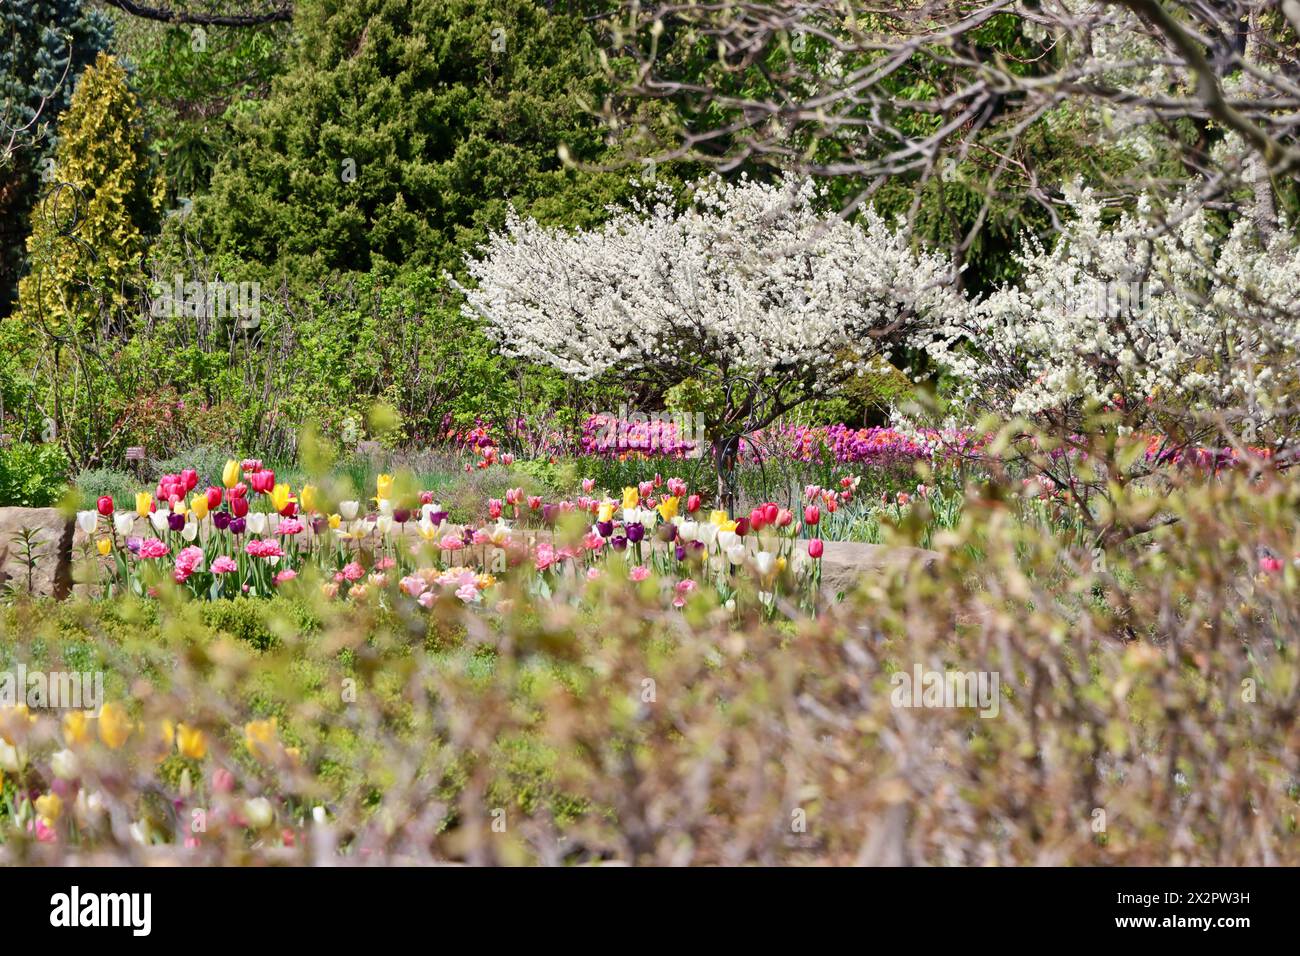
809,538,824,559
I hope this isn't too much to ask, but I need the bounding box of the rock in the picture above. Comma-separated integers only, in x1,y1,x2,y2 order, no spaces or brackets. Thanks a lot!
798,540,939,599
0,507,74,598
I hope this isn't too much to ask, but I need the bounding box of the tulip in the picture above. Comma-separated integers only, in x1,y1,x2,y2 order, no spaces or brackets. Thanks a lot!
300,484,319,514
135,492,153,517
804,505,820,526
63,711,89,746
148,510,169,533
50,748,80,781
113,511,134,536
597,501,616,523
243,797,275,830
709,509,729,526
176,723,207,760
35,791,62,824
244,718,279,760
222,459,241,488
191,494,210,520
776,508,793,528
734,517,750,536
247,513,267,535
339,500,359,521
270,483,292,513
181,468,199,492
167,513,185,532
375,473,394,501
726,544,746,565
328,514,341,530
97,702,132,749
213,511,231,531
754,551,776,576
626,523,645,543
686,494,701,513
656,496,679,521
808,538,824,559
622,487,639,510
96,538,112,557
596,520,614,538
76,510,97,535
229,517,246,535
205,486,223,510
231,496,250,518
488,499,503,520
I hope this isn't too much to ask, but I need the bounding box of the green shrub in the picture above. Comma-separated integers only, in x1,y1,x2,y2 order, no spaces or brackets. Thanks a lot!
0,441,70,506
72,466,140,509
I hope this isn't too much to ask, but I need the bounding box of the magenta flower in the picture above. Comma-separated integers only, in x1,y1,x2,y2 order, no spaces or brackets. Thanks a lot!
211,556,238,574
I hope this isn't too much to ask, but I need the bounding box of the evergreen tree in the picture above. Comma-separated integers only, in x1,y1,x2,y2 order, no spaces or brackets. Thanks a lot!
8,52,162,463
0,0,114,316
198,0,631,275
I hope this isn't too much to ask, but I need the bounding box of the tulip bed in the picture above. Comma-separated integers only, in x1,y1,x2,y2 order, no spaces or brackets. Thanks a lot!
74,460,875,616
3,461,1297,864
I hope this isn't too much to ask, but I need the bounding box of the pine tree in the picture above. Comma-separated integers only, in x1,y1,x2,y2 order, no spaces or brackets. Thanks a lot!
199,0,632,275
0,0,114,316
15,52,161,336
7,52,162,462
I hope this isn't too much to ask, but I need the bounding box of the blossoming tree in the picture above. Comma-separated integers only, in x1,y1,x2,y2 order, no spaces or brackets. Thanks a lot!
926,184,1300,435
454,174,962,506
922,184,1300,537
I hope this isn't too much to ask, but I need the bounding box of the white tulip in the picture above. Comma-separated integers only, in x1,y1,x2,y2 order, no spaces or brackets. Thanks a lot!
149,510,169,533
754,551,776,576
726,544,746,565
50,748,80,780
76,510,98,535
339,500,359,521
113,511,135,536
378,499,393,517
717,530,738,552
678,521,698,543
180,520,199,542
243,796,275,829
246,512,267,535
375,515,393,536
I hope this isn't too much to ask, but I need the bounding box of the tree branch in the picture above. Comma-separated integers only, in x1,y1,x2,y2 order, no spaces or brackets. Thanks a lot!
98,0,293,27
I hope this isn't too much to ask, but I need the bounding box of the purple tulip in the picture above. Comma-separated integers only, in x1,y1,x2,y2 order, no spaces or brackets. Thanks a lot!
659,522,678,542
674,544,686,561
213,510,231,531
430,510,449,526
394,508,410,524
167,513,185,532
596,520,614,538
126,536,141,555
626,523,645,543
229,517,246,535
541,503,558,526
312,517,327,534
611,536,627,551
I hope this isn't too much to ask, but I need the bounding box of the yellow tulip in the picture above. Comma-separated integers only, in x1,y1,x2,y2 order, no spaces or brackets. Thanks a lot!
191,494,209,520
222,459,241,489
375,473,394,501
172,499,187,515
135,492,153,517
270,483,292,513
300,484,319,513
328,513,341,530
709,509,729,526
244,717,279,760
656,496,679,521
63,711,89,746
622,486,640,509
96,537,112,556
176,723,208,760
0,704,35,745
35,792,62,825
719,519,737,533
597,501,616,523
97,702,132,749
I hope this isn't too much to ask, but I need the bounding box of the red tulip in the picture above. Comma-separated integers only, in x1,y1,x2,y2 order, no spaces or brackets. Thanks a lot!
96,495,113,517
808,538,824,559
748,508,766,532
231,496,250,518
803,505,820,526
181,468,198,491
761,502,779,525
686,494,701,514
205,486,223,510
734,517,749,536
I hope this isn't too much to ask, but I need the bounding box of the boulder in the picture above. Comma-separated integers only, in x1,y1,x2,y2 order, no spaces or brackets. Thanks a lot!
0,507,74,598
798,540,939,599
